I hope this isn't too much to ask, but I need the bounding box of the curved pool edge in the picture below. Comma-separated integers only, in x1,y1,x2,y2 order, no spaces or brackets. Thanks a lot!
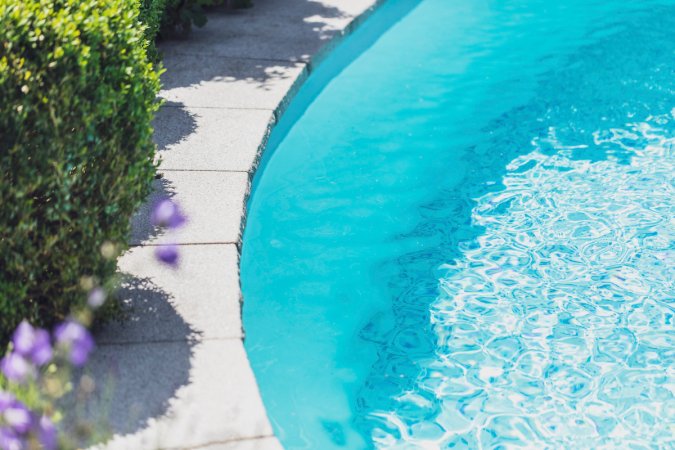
237,0,450,447
232,0,388,445
237,0,675,448
239,0,414,237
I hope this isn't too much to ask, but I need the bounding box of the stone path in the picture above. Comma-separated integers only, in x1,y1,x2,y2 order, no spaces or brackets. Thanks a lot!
89,1,378,449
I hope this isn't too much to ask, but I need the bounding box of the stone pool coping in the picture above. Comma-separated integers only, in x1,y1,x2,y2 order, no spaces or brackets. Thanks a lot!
91,1,380,449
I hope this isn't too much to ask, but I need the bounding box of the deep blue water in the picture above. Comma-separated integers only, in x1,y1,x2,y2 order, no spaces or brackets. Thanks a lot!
240,0,675,448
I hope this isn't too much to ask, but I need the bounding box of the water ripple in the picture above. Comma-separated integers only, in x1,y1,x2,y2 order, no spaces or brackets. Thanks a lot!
370,116,675,449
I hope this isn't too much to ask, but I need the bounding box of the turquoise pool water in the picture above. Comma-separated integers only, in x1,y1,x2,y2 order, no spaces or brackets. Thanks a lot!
240,0,675,448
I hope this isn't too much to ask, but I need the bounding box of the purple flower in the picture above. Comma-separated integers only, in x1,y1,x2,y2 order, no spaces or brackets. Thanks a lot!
2,405,31,435
11,322,35,356
0,354,34,383
11,321,52,367
36,416,57,450
0,393,11,410
0,427,23,450
87,287,107,309
0,393,32,438
155,244,179,267
151,198,186,229
0,393,57,450
28,330,52,367
54,321,94,367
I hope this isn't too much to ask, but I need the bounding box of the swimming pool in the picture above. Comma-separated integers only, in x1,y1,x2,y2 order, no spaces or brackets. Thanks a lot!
240,0,675,448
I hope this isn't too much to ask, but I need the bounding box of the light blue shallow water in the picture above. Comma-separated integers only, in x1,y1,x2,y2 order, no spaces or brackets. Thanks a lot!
240,0,675,448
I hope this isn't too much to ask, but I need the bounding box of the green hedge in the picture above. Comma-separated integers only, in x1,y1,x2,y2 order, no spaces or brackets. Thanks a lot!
141,0,168,40
0,0,161,339
140,0,167,61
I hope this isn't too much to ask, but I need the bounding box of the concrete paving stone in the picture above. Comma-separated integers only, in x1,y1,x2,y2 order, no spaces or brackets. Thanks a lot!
160,0,378,62
96,244,242,344
130,170,248,246
250,0,378,40
160,54,306,109
197,436,283,450
72,340,192,442
94,339,272,450
154,105,273,172
245,0,376,21
161,12,338,63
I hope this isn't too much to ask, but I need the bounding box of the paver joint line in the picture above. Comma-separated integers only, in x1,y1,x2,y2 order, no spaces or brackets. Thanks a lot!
177,434,277,450
160,104,276,113
130,242,239,248
96,335,243,348
160,169,250,173
163,51,308,66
